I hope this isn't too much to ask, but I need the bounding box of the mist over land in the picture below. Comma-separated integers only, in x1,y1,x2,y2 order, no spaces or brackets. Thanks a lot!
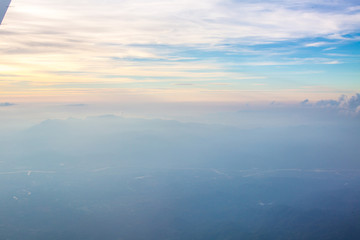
1,97,360,239
2,108,360,171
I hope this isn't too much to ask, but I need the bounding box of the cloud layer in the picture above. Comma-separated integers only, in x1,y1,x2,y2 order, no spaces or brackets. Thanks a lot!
0,0,359,103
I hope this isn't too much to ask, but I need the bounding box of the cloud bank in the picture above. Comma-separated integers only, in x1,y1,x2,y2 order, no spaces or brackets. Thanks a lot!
314,93,360,114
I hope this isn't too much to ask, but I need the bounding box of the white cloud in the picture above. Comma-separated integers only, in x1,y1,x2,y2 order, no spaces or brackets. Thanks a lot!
347,6,360,12
323,60,341,64
0,0,358,103
305,42,328,47
4,0,360,49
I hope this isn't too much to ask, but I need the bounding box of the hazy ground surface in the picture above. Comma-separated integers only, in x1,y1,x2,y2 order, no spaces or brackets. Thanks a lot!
0,116,359,239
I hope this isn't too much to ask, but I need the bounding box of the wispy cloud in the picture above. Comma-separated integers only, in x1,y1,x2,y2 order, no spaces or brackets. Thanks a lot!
305,42,328,47
6,0,360,47
0,0,358,103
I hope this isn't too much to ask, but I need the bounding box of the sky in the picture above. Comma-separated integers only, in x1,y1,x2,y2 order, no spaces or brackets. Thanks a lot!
0,0,359,108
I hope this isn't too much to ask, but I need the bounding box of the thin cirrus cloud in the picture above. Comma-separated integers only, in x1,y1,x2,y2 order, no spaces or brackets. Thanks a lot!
305,42,329,47
6,0,360,45
0,0,359,103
